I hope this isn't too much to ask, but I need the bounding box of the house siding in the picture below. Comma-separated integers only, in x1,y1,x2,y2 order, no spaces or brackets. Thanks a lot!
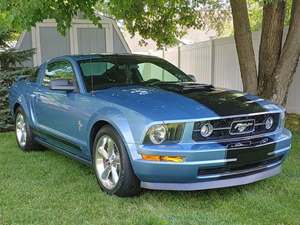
77,27,106,54
113,28,127,53
17,32,33,67
16,18,130,66
39,27,71,63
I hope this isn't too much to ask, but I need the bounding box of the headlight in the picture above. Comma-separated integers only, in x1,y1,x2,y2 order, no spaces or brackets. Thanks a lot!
200,123,214,137
265,116,274,130
144,123,184,145
148,124,167,144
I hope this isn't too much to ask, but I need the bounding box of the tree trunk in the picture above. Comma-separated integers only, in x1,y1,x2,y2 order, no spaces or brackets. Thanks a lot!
258,0,286,99
230,0,258,94
271,0,300,105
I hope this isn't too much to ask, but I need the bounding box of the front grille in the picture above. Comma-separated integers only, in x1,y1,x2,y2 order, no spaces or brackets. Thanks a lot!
193,113,280,142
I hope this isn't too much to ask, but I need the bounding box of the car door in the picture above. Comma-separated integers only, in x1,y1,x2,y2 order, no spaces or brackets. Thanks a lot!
34,60,85,156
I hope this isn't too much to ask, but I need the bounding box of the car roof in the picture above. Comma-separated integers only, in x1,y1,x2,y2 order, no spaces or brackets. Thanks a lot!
55,53,162,62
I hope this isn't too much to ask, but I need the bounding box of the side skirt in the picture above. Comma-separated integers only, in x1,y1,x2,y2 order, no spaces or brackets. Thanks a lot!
33,129,92,167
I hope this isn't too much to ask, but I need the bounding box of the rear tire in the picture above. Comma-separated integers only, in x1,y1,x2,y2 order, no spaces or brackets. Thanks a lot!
15,107,43,151
92,125,141,197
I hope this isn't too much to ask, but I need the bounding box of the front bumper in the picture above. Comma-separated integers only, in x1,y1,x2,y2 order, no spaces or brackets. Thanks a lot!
132,128,292,190
141,163,281,191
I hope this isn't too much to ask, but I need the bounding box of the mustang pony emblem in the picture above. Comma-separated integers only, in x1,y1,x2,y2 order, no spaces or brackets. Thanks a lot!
230,119,255,134
234,122,254,132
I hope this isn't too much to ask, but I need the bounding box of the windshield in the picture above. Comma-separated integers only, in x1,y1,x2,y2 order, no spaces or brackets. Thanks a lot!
79,57,192,91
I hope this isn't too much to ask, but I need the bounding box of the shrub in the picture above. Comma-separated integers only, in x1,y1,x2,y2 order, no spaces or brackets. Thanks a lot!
0,15,37,131
0,27,35,132
0,67,36,132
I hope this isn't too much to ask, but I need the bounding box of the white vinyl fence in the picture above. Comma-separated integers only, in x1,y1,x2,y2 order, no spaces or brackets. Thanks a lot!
150,31,300,114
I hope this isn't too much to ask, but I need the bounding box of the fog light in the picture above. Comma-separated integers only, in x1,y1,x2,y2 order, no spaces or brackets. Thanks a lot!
200,123,214,137
141,154,184,163
265,116,274,130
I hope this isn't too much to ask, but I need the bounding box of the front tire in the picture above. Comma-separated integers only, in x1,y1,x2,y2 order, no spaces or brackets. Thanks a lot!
92,125,141,197
15,107,43,151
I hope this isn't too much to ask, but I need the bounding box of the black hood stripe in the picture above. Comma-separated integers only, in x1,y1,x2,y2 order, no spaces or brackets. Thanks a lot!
157,83,268,117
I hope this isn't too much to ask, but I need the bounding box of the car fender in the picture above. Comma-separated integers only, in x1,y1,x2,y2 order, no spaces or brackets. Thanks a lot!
87,107,140,161
12,93,35,126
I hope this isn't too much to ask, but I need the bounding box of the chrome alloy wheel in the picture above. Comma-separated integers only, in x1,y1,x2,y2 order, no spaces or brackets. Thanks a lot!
16,113,27,147
95,135,121,190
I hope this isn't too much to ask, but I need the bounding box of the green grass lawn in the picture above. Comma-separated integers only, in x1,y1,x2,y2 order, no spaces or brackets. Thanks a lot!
0,131,299,225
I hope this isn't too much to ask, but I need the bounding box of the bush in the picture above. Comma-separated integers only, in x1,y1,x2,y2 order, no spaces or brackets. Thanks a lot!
0,47,36,132
0,19,36,131
0,67,36,132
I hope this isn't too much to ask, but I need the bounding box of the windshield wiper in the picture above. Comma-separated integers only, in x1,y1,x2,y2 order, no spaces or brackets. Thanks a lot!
93,83,135,90
142,79,162,87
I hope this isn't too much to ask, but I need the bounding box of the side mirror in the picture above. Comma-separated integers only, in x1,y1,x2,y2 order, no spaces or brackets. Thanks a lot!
188,74,197,82
16,75,29,81
50,79,75,92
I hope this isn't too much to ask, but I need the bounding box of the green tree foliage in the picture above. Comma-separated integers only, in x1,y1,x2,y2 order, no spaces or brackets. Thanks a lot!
106,0,230,47
0,13,35,131
0,0,100,35
248,0,292,32
0,0,230,48
222,0,293,36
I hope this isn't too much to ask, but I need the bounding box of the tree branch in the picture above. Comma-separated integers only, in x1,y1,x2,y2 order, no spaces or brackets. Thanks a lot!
230,0,257,94
258,0,285,98
271,0,300,105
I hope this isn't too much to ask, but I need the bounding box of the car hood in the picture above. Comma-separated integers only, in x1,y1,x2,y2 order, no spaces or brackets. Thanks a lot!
92,83,282,121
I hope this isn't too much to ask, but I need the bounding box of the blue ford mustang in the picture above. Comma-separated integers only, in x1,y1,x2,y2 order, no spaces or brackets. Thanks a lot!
9,54,292,197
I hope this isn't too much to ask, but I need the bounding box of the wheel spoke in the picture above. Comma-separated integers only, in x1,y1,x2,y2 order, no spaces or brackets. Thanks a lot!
101,166,111,180
97,146,109,160
107,138,115,157
101,136,108,147
111,166,119,184
115,154,120,163
22,131,27,143
20,132,25,143
16,122,22,129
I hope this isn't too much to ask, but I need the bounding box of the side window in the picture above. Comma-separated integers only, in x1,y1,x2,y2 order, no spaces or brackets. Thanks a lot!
42,61,76,87
137,63,179,82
